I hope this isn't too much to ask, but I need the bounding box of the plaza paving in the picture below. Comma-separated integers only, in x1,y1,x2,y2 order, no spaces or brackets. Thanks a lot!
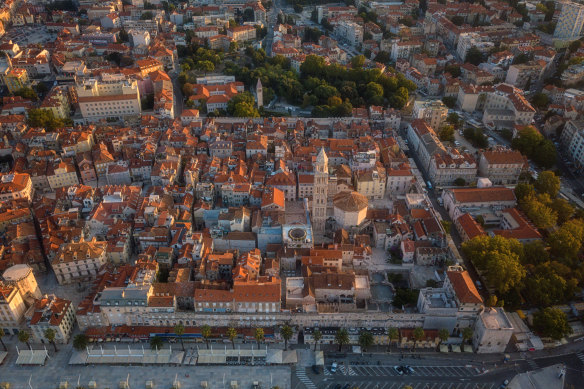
0,345,291,389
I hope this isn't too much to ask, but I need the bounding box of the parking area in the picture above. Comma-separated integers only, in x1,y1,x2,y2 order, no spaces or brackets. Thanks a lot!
323,382,501,389
324,364,480,378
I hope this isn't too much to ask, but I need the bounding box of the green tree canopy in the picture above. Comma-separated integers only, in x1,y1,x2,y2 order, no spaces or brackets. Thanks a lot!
73,334,89,351
535,171,561,197
280,325,294,351
358,331,374,351
532,307,573,340
465,46,484,65
335,328,350,352
150,336,163,350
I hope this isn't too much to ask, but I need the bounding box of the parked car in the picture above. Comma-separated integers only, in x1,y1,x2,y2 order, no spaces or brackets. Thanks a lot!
394,365,403,375
331,362,338,373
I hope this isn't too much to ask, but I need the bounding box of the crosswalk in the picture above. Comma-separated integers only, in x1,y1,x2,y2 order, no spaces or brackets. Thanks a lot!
295,368,316,389
576,352,584,364
326,364,477,378
526,359,538,370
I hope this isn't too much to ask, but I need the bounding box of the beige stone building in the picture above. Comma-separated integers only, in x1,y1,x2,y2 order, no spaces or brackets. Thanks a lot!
28,295,76,344
0,283,27,334
52,238,108,285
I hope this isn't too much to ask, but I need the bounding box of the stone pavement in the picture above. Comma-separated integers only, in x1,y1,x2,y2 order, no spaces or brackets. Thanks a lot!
0,344,291,389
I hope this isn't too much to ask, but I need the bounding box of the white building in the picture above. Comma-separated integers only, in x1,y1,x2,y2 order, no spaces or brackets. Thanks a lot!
76,74,141,123
28,295,76,344
333,21,363,47
559,119,584,171
473,307,514,353
333,191,368,229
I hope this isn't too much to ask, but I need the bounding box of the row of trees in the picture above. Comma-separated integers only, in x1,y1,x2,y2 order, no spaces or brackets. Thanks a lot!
511,126,557,169
49,325,474,354
0,328,60,352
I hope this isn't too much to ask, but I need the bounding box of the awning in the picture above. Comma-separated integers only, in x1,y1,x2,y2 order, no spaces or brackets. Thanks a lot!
315,351,324,366
439,345,449,353
16,349,49,365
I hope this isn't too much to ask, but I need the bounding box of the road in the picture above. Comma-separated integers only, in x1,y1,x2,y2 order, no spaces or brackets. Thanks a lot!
171,69,184,117
293,349,584,389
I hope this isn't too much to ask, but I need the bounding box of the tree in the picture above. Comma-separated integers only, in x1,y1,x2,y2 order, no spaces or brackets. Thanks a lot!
227,327,237,350
254,328,265,348
44,328,58,352
514,183,535,203
14,86,38,101
535,171,561,197
444,64,461,78
447,112,461,127
73,334,88,351
548,219,584,261
412,327,425,350
442,96,456,108
485,251,526,294
18,330,31,350
201,324,212,349
174,323,185,351
375,51,390,63
195,60,215,74
227,92,259,117
0,328,6,351
280,325,293,351
312,329,322,351
462,235,526,293
150,336,163,351
486,295,498,308
522,240,549,265
438,329,449,344
387,327,399,352
351,55,366,69
521,195,557,229
140,11,153,20
335,328,349,352
453,177,466,186
358,331,374,352
531,92,549,109
27,108,68,131
451,16,464,26
532,307,573,340
465,46,484,66
461,327,473,344
438,124,455,142
551,198,574,225
35,82,49,95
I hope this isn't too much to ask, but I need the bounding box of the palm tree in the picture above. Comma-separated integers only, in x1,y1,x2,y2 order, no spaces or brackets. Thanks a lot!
387,327,399,353
44,328,58,352
227,327,237,350
280,325,293,351
73,334,88,351
412,327,424,351
174,323,185,351
438,329,449,344
462,327,473,345
0,328,6,352
150,336,163,351
254,328,264,348
335,328,349,352
18,330,31,350
201,325,212,350
358,331,374,353
312,329,322,351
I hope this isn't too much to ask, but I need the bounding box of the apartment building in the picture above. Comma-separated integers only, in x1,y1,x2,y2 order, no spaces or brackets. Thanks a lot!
482,84,536,129
442,187,517,221
456,32,494,61
52,238,108,285
28,295,76,344
227,25,256,42
553,1,584,40
473,307,514,353
0,283,27,335
477,148,527,185
560,119,584,170
354,165,386,199
4,67,29,93
428,151,477,187
76,73,141,123
0,172,33,202
505,62,544,90
390,40,422,62
47,159,79,190
333,21,363,47
412,100,449,131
